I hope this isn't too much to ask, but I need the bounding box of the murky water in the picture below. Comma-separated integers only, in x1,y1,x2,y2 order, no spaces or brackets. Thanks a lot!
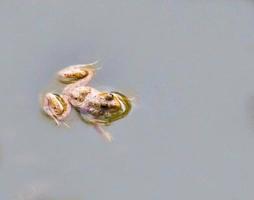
1,0,254,199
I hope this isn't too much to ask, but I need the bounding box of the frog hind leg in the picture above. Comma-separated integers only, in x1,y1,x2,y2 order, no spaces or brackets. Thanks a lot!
57,61,99,85
42,93,72,126
59,62,99,95
94,124,113,142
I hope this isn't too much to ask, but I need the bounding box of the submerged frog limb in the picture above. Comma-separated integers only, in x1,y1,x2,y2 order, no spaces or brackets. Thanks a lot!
94,124,113,142
42,93,71,126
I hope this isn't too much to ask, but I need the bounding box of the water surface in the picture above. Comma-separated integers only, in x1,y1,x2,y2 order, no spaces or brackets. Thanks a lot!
1,0,254,199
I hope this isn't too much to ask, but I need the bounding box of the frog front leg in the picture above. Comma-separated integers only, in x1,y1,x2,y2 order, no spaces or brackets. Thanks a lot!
42,93,71,126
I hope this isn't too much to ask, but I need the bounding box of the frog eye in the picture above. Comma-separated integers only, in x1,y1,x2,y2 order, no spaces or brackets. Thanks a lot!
105,93,114,101
100,104,108,109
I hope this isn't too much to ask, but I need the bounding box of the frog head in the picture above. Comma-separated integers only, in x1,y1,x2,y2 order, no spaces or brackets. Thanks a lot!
79,91,132,125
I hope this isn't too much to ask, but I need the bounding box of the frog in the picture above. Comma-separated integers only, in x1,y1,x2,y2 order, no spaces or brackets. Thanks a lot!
41,62,132,141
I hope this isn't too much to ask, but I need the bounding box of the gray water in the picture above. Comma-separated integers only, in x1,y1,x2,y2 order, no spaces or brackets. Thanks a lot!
1,0,254,199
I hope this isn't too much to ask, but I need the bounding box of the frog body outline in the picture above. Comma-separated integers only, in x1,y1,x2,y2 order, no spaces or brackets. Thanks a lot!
42,62,132,141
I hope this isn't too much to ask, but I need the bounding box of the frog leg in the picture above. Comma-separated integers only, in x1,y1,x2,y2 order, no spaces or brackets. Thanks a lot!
58,61,98,84
42,96,60,125
59,62,99,96
52,116,61,126
62,121,71,128
42,93,72,126
94,124,113,142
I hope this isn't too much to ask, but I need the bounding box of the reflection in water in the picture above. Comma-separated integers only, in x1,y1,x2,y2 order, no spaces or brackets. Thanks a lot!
15,184,48,200
15,184,82,200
